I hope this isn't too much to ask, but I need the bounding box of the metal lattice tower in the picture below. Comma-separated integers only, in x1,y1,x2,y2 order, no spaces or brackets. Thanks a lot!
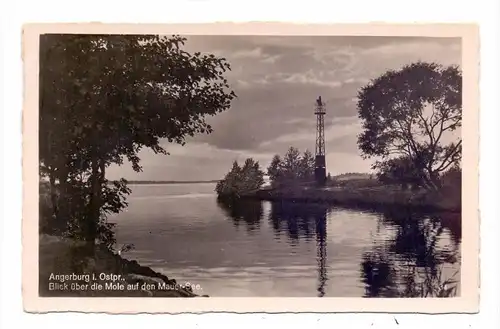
314,96,326,186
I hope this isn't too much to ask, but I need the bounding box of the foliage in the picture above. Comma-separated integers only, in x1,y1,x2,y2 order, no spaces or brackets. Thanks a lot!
440,166,462,188
39,34,236,248
357,61,462,190
267,155,283,184
298,150,316,180
375,156,425,190
329,177,382,189
267,147,316,186
216,159,265,198
434,166,462,209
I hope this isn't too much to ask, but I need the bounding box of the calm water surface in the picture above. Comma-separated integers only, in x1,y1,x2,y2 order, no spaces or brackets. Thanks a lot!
113,183,461,297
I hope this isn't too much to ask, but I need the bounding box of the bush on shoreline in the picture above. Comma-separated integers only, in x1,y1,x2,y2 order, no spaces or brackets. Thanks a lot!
215,158,265,199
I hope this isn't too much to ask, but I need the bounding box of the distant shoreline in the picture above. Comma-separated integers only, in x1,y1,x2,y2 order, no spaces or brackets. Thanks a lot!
40,180,221,186
121,180,220,185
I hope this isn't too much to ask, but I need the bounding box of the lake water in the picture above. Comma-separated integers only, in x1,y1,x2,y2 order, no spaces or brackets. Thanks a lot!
113,183,461,297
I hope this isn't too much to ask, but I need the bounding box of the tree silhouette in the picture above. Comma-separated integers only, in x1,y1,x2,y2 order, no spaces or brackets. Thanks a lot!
266,147,316,187
298,149,315,181
216,158,265,199
375,155,424,190
267,155,283,184
39,34,236,248
282,146,302,181
357,62,462,190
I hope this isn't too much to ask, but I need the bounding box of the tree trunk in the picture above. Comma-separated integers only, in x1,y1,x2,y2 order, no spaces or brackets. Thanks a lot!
48,172,61,232
429,172,442,191
423,176,439,191
86,155,101,252
56,168,70,234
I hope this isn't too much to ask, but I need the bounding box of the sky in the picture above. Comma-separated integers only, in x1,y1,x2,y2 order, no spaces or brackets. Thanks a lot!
107,35,462,181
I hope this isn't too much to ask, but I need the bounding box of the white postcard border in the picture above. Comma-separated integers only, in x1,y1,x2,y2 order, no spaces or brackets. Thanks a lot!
21,22,480,314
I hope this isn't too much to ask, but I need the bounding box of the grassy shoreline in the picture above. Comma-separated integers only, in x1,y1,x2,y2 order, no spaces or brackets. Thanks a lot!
235,185,461,213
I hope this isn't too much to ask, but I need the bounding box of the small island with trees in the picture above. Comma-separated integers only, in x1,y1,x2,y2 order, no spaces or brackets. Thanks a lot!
216,62,462,213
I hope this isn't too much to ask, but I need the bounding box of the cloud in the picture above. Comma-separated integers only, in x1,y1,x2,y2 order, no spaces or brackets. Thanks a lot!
256,115,362,157
232,47,264,59
244,70,345,88
281,71,343,88
362,40,461,60
261,55,281,64
229,47,283,65
108,35,462,180
107,142,276,181
191,80,359,151
235,79,251,89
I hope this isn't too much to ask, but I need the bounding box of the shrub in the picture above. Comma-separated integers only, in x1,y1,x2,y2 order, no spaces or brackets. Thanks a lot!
216,158,265,199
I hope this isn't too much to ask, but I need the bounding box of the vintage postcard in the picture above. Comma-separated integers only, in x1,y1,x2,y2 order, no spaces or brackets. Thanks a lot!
22,23,479,313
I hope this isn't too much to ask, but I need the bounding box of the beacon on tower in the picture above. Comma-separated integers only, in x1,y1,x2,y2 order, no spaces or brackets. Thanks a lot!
314,96,326,186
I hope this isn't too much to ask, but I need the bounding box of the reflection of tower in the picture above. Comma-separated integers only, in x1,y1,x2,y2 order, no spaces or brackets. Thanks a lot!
314,96,326,186
315,208,328,297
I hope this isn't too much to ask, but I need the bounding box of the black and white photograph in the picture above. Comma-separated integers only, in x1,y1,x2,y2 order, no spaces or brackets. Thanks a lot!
22,23,479,313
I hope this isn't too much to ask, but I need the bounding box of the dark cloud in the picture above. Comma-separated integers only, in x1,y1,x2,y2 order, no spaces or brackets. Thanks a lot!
107,35,462,180
192,81,358,151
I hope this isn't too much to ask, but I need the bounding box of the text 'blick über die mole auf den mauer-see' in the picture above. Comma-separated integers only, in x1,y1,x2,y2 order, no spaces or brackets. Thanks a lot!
47,272,201,292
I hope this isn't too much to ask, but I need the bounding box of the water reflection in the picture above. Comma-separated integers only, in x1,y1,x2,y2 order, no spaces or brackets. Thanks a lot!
217,198,263,234
315,208,328,297
217,199,460,298
360,208,460,298
218,199,331,297
267,202,330,297
361,248,398,297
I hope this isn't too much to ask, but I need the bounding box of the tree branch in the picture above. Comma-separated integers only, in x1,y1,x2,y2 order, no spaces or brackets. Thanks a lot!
416,107,434,146
435,140,462,173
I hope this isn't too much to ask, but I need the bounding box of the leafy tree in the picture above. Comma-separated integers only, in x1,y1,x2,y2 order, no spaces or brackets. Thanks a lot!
216,161,241,197
216,159,264,198
266,147,316,186
375,156,424,190
439,165,461,199
298,150,315,181
282,147,302,181
39,34,236,248
357,62,462,190
267,155,283,184
440,166,461,188
241,158,265,190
